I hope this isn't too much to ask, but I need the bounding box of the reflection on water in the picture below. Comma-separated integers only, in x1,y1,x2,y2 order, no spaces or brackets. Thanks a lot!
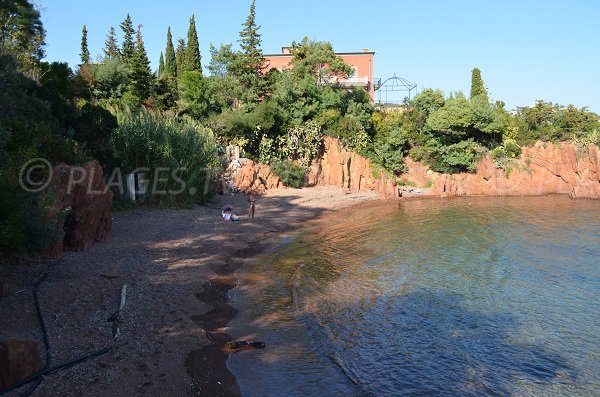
228,196,600,396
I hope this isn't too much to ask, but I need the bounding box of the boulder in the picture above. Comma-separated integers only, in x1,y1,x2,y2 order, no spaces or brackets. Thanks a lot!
41,160,113,259
0,340,41,389
0,278,15,299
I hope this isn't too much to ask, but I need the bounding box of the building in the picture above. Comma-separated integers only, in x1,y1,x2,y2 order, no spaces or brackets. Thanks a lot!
264,47,376,101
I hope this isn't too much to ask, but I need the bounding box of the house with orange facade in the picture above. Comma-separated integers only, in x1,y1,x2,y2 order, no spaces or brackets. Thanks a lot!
264,47,376,101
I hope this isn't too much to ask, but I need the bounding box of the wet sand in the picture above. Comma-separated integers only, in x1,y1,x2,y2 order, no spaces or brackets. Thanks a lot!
0,186,379,396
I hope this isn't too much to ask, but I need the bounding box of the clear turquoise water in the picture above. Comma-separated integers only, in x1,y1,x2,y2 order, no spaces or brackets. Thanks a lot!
229,196,600,396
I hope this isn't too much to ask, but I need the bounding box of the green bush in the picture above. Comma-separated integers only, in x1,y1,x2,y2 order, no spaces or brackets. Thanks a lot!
271,159,306,188
110,109,219,206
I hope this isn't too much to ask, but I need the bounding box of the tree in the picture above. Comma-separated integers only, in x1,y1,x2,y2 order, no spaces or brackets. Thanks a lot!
164,27,176,77
103,26,120,59
80,25,90,64
128,24,152,103
232,0,266,104
175,38,186,77
0,0,45,76
289,38,352,82
184,15,201,73
120,14,135,65
470,67,488,102
158,52,164,76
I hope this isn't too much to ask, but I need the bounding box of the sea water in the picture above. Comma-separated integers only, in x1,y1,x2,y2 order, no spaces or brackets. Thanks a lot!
228,196,600,396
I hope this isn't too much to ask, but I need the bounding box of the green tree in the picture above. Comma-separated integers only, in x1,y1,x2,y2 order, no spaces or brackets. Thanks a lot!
80,24,90,64
128,24,152,103
120,14,135,65
470,67,488,102
233,0,266,105
184,14,201,73
175,38,186,77
164,27,176,77
103,26,120,59
289,37,352,82
0,0,45,77
158,51,164,76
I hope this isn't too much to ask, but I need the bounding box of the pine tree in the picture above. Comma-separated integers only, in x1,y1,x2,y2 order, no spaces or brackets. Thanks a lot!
129,24,153,101
175,38,187,77
158,52,165,77
80,25,90,64
104,26,120,59
184,14,202,73
470,67,489,102
120,14,135,65
165,27,177,77
235,0,266,104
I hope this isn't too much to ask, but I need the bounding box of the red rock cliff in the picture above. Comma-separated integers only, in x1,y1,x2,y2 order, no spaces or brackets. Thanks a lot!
404,141,600,199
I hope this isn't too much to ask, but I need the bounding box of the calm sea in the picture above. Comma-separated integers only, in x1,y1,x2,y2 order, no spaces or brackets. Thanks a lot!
229,196,600,396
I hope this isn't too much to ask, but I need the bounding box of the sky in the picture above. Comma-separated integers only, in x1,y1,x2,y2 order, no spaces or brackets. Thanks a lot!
38,0,600,112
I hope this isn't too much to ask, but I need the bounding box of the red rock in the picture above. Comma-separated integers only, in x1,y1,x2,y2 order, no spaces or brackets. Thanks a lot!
0,340,41,389
41,160,113,259
404,141,600,198
0,278,15,299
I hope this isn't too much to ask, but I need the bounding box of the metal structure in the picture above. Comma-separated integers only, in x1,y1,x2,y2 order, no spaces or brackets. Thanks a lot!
373,74,417,106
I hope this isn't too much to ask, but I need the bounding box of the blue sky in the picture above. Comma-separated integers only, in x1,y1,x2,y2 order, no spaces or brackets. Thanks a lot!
39,0,600,112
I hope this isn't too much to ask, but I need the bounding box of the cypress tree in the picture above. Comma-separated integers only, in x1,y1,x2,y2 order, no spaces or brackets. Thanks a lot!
129,24,153,101
104,26,120,59
175,38,187,77
120,14,135,65
470,67,489,102
185,15,202,73
165,27,177,77
158,52,165,77
80,25,90,64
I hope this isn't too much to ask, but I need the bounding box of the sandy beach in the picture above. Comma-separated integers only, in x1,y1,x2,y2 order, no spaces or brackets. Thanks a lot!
0,186,379,396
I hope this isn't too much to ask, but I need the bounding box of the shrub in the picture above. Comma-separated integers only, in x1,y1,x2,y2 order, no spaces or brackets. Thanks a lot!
271,159,306,188
110,109,219,205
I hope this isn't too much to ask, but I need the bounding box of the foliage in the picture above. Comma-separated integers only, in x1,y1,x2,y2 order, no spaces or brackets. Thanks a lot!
119,14,135,64
103,26,120,59
110,109,219,205
470,67,488,102
0,0,45,77
184,15,201,73
425,138,487,173
80,25,90,64
164,27,176,77
279,120,323,167
270,159,306,188
128,25,152,105
177,71,211,119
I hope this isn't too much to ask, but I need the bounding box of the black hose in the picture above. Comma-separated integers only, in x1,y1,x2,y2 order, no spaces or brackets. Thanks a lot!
0,264,113,397
0,346,112,395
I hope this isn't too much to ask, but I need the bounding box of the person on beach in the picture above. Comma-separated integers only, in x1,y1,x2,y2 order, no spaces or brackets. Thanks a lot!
247,192,256,219
222,204,240,221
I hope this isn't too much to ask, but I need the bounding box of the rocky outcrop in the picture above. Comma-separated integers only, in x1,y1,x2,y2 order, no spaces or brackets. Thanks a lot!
231,159,281,194
307,137,398,198
231,138,399,198
404,142,600,198
231,139,600,200
0,340,41,389
42,160,113,259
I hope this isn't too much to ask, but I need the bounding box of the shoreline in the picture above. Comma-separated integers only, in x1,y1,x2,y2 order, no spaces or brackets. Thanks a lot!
0,186,380,396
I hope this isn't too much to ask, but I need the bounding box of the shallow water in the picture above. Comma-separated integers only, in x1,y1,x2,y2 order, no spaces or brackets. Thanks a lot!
229,196,600,396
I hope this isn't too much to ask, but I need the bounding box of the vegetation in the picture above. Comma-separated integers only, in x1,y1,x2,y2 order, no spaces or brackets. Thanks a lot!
1,0,599,256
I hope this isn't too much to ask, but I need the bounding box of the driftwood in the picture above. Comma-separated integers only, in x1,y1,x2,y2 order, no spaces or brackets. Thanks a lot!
107,284,128,340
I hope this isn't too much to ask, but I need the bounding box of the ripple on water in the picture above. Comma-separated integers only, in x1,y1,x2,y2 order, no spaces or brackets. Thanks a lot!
228,196,600,397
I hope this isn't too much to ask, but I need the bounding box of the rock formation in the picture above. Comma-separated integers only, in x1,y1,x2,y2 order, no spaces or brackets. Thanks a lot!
230,137,600,200
0,340,41,390
42,160,113,259
404,141,600,199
